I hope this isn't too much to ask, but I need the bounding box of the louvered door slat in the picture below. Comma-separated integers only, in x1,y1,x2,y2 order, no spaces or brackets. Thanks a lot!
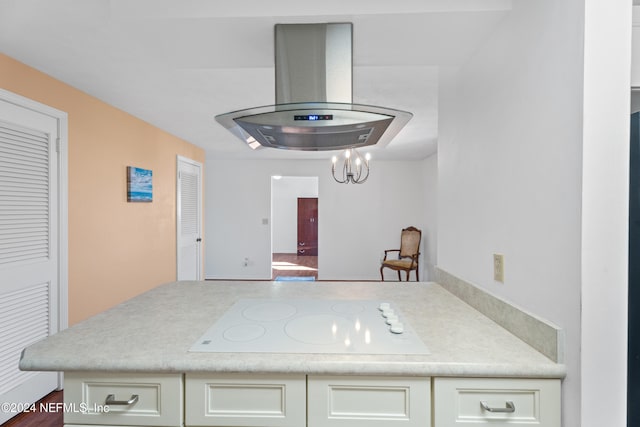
0,165,49,180
0,283,49,305
0,221,48,236
0,150,47,165
0,315,49,345
0,320,48,353
0,231,48,243
0,137,49,159
0,120,50,266
0,122,50,145
1,193,49,201
0,226,48,235
0,241,49,254
0,283,49,395
0,133,49,153
0,158,48,175
0,299,49,325
181,171,198,235
0,174,49,184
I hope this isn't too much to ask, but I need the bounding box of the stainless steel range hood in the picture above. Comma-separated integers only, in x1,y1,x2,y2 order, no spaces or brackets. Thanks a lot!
215,23,412,151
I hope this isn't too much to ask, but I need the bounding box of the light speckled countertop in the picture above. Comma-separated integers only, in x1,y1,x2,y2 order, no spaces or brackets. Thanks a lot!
20,281,566,378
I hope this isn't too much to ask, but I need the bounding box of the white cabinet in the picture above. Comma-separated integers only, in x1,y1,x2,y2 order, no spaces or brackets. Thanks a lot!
184,374,430,427
63,372,561,427
307,376,430,427
185,373,306,427
63,372,183,427
433,377,561,427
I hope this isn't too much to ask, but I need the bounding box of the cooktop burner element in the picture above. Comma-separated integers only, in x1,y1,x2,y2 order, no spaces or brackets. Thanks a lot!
189,298,429,355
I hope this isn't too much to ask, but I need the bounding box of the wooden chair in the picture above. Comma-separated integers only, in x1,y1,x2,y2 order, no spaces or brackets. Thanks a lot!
380,226,421,281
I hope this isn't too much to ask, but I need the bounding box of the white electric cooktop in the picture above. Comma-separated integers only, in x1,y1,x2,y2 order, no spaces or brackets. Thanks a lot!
189,298,429,355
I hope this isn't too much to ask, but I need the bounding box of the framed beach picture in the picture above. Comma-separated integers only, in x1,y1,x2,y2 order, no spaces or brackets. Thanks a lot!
127,166,153,202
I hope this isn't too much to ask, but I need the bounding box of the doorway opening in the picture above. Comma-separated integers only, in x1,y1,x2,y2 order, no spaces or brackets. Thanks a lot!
271,176,319,280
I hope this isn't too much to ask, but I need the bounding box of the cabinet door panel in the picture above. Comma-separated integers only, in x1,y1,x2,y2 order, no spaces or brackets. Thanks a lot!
185,373,306,427
308,375,430,427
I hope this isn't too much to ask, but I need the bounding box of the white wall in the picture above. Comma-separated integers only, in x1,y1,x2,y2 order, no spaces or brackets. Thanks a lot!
421,154,438,280
437,1,584,426
581,1,630,426
271,176,318,253
205,155,430,281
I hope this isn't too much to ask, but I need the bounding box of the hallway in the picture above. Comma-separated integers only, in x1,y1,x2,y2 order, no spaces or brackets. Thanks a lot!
272,253,318,280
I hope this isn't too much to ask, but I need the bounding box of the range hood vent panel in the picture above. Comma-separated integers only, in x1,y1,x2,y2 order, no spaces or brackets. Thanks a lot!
215,23,412,151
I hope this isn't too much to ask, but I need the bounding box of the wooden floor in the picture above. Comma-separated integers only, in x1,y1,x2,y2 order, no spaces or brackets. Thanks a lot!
1,390,63,427
272,253,318,279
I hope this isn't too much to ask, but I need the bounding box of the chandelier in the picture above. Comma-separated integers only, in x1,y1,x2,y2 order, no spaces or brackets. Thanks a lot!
331,148,371,184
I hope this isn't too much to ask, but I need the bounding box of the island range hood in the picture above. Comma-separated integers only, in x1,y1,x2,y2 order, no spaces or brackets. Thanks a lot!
215,23,413,151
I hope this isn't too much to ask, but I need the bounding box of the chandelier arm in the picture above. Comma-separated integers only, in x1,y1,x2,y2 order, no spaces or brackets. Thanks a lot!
358,164,370,183
332,162,347,183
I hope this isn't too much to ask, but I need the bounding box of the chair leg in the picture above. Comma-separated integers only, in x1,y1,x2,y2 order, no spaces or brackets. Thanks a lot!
380,266,385,281
397,271,402,281
406,271,410,281
416,268,419,282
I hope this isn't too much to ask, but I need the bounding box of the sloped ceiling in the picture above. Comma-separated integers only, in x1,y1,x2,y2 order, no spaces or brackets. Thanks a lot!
0,0,511,160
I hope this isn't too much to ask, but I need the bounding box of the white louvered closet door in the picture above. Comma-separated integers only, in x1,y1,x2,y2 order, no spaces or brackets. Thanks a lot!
177,156,202,280
0,97,60,423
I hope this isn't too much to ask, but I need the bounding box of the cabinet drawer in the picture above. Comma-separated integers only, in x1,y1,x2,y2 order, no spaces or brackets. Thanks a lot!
63,372,183,426
307,375,431,427
185,373,306,427
433,377,561,426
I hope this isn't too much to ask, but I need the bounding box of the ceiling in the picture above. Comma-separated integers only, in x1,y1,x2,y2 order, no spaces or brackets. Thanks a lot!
0,0,511,160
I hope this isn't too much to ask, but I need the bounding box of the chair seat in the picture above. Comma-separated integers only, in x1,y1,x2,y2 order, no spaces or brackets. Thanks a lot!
382,259,416,269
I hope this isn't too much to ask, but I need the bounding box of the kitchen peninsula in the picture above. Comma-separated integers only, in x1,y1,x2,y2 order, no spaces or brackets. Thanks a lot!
20,281,565,427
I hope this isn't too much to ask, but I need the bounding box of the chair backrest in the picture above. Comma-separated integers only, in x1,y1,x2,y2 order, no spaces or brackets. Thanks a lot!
399,226,421,258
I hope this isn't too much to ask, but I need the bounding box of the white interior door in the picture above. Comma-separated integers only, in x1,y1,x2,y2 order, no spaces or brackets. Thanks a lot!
177,156,202,280
0,90,67,423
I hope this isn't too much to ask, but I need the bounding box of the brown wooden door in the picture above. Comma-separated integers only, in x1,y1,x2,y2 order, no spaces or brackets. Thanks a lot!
297,198,318,256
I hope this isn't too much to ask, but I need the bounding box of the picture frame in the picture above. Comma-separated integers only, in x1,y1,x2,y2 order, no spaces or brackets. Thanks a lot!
127,166,153,202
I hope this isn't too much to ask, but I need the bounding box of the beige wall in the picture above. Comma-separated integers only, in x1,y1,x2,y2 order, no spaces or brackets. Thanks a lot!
0,53,205,324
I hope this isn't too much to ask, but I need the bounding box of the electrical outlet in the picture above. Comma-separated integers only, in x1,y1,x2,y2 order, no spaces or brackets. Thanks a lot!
493,254,505,283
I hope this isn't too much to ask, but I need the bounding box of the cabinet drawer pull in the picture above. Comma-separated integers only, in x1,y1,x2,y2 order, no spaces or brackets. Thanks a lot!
105,394,139,406
480,400,515,413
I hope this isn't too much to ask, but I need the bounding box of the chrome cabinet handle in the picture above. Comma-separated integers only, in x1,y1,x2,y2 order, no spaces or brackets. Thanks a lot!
480,400,515,413
105,394,139,406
